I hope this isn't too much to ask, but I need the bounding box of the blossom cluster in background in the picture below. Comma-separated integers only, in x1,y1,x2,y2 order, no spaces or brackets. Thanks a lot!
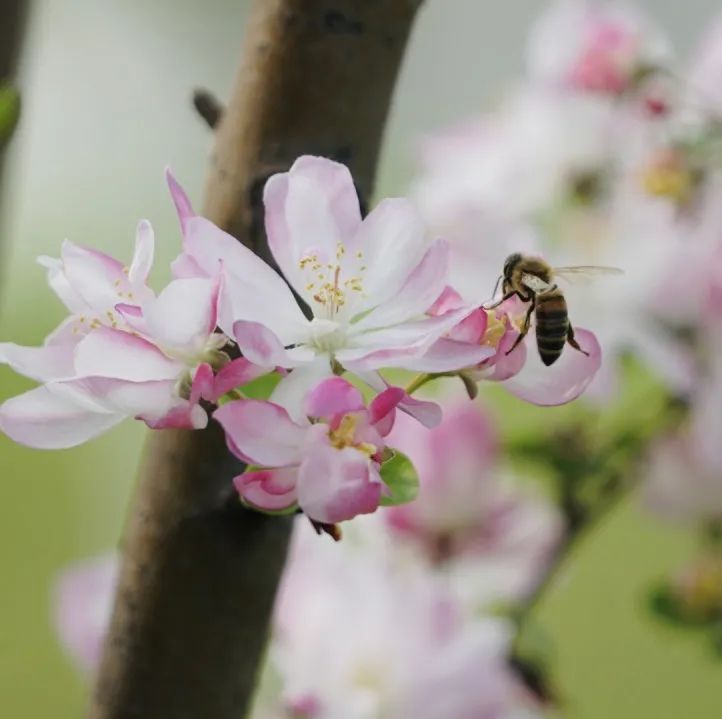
55,399,559,719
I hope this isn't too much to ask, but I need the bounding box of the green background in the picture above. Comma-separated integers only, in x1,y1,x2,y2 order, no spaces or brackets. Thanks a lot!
1,1,720,716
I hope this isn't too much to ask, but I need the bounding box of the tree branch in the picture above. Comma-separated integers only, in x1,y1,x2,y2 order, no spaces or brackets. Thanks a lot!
89,2,423,718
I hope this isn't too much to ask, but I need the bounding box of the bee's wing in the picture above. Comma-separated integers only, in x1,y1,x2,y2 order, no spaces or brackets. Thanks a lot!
520,272,554,293
552,265,624,285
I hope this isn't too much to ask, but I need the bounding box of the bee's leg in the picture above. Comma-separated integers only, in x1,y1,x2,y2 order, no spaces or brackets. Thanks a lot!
504,298,535,355
484,290,527,310
566,324,590,357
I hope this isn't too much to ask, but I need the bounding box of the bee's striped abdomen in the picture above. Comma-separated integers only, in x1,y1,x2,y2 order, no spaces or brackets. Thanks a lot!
535,292,568,366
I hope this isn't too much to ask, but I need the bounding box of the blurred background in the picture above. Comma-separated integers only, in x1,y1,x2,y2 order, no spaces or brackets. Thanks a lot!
1,1,722,717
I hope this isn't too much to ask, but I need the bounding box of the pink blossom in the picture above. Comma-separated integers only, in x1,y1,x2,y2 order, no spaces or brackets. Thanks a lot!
0,224,240,448
384,403,562,604
169,157,490,406
268,520,541,719
428,287,602,406
53,554,117,674
214,377,405,523
527,0,671,95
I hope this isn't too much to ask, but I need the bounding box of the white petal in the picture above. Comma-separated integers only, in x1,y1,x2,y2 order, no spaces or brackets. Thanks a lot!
183,217,308,343
270,360,333,422
73,328,181,381
0,385,123,449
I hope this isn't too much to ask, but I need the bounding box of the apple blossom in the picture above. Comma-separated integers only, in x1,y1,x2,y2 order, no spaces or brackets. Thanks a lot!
527,0,671,95
214,377,416,524
268,519,542,719
0,224,256,448
169,156,492,410
384,403,562,605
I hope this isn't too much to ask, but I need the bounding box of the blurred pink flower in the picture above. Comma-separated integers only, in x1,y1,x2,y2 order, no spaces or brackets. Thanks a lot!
527,0,671,95
53,554,117,674
384,403,562,605
270,520,541,719
215,377,405,523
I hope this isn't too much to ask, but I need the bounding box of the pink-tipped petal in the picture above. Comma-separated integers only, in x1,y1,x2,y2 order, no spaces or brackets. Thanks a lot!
190,363,215,404
355,240,450,329
183,217,308,342
269,360,333,422
128,220,155,286
143,277,220,352
232,320,313,369
303,377,365,420
165,167,195,236
368,386,405,436
447,308,488,344
398,338,495,373
60,241,126,310
73,328,180,382
143,402,208,430
297,443,382,523
212,357,271,401
480,329,528,382
0,386,123,449
346,198,429,312
264,156,362,301
0,340,77,383
397,393,443,429
213,399,306,466
428,285,466,315
502,328,601,405
234,467,298,512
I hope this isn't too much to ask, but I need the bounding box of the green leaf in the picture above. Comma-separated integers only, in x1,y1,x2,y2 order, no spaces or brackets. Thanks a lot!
379,450,419,507
0,85,21,148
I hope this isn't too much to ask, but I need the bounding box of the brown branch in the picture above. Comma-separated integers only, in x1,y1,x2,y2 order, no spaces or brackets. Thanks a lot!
0,1,27,84
89,2,423,718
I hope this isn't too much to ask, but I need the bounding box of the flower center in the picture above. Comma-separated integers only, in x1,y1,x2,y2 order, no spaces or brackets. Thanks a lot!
308,318,348,354
298,244,367,319
328,414,376,457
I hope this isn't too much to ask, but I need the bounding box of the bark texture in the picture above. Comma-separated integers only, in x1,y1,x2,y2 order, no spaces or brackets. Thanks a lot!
0,1,27,84
90,2,422,718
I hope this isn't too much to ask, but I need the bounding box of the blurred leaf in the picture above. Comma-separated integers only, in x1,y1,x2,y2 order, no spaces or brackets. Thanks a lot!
648,583,715,627
0,85,21,148
379,450,419,506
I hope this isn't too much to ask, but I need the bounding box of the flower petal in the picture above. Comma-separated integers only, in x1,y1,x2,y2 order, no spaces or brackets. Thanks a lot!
368,386,405,436
355,240,450,329
297,443,382,523
213,399,306,466
128,220,155,286
182,217,308,342
0,338,77,382
232,320,314,369
0,385,123,449
348,198,429,312
264,156,362,301
211,357,271,401
303,377,365,420
269,360,333,422
73,328,181,381
143,276,220,352
165,167,195,236
501,327,601,405
60,241,126,310
397,338,496,373
234,467,298,512
340,308,476,373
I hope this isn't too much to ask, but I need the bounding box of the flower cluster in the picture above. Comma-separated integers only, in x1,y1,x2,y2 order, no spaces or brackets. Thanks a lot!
0,154,602,525
53,399,558,718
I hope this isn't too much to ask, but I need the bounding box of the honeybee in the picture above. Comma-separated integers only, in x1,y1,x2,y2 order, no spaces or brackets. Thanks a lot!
486,253,623,366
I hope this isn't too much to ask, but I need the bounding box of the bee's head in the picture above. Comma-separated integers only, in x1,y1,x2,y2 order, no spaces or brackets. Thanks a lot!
502,253,522,279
